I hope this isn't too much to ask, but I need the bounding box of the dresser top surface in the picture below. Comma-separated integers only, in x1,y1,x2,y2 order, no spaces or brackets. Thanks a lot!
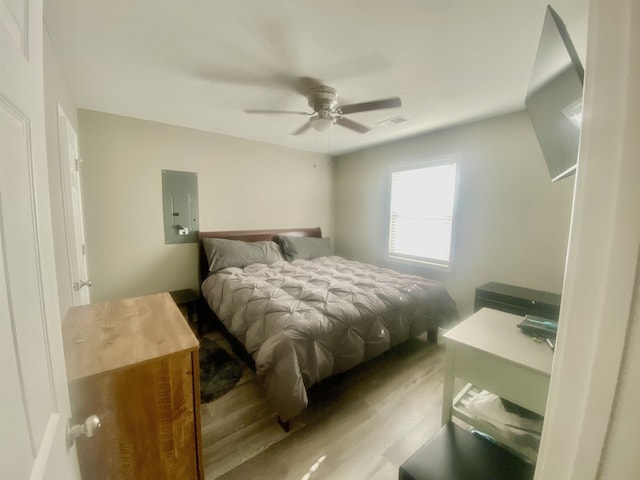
444,308,553,376
62,292,199,381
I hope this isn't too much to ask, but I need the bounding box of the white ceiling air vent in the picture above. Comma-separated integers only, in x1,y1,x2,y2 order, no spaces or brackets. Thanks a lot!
376,115,409,128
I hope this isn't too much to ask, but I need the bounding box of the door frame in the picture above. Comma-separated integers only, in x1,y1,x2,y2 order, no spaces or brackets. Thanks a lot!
535,1,640,478
57,104,90,305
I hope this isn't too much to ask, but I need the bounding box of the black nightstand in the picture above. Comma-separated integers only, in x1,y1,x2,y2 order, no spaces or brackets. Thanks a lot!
474,282,561,320
169,289,199,331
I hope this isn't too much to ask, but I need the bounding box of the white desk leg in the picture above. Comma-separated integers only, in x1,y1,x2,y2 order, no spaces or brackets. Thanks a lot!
441,344,454,425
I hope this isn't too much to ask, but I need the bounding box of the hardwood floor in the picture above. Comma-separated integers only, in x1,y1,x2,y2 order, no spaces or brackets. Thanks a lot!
199,329,445,480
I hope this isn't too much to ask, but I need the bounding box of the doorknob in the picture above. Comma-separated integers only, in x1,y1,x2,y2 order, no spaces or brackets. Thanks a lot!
73,280,93,291
66,414,101,448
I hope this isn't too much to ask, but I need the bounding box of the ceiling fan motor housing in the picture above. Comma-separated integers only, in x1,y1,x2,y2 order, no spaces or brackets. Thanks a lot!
307,86,338,113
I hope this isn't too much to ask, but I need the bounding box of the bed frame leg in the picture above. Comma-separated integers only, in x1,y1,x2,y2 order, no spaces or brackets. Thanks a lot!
277,416,290,433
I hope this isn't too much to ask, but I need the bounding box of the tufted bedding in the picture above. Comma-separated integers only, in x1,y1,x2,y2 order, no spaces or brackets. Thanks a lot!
201,255,457,421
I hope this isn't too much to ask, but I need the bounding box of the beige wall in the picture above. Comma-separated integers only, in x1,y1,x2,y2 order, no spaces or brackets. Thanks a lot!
333,111,574,317
43,27,79,318
78,110,333,302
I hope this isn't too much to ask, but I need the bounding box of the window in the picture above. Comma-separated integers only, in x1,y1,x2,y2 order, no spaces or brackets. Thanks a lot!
388,157,458,269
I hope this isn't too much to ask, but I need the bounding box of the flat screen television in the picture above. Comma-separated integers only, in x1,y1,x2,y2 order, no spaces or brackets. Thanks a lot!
526,6,584,182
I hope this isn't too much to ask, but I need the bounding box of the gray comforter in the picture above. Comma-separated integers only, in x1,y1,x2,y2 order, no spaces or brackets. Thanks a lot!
201,256,456,421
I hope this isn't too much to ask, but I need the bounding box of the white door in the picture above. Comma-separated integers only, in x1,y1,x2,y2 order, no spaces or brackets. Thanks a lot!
0,0,81,478
57,106,91,305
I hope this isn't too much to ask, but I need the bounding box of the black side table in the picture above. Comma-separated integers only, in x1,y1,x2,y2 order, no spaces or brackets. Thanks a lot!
475,281,561,320
170,289,199,332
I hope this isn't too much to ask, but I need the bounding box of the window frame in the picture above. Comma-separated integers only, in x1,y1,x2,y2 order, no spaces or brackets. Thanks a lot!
386,154,460,272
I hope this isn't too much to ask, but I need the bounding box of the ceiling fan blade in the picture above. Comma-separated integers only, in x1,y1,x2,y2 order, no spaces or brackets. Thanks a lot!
244,109,311,115
339,96,402,115
291,120,313,135
335,117,371,134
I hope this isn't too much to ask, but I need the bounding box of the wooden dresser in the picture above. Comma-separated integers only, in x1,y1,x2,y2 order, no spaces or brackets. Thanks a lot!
62,293,203,479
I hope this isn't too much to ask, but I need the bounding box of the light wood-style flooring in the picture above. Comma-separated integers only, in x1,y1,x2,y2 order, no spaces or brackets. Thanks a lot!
199,329,445,480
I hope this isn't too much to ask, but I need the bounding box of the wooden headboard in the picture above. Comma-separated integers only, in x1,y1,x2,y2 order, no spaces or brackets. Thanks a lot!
197,227,322,286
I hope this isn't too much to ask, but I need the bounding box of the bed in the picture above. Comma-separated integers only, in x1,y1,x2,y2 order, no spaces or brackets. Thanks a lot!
198,227,457,424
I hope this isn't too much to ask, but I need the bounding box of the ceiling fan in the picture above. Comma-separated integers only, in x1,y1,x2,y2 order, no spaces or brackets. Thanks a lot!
245,84,402,135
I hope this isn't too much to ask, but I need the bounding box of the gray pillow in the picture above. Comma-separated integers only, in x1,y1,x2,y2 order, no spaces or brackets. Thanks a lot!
203,238,284,273
278,236,332,261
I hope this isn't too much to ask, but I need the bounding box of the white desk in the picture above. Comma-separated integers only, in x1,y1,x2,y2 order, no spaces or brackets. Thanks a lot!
441,308,554,460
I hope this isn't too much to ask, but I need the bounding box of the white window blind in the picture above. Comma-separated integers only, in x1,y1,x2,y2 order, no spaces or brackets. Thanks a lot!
388,160,457,268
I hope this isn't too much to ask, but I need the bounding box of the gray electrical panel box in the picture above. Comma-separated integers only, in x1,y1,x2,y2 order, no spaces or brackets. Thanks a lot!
162,170,199,244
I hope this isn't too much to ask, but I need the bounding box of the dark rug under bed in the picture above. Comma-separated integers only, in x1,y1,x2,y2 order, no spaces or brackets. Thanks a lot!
199,337,243,403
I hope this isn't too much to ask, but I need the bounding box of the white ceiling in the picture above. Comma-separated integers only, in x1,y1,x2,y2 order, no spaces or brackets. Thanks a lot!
44,0,589,156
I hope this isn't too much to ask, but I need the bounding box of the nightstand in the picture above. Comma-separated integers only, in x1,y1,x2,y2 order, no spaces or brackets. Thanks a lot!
474,282,561,320
170,288,199,331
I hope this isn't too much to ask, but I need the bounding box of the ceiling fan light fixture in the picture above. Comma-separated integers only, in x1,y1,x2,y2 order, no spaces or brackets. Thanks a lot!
311,117,334,132
311,115,335,132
